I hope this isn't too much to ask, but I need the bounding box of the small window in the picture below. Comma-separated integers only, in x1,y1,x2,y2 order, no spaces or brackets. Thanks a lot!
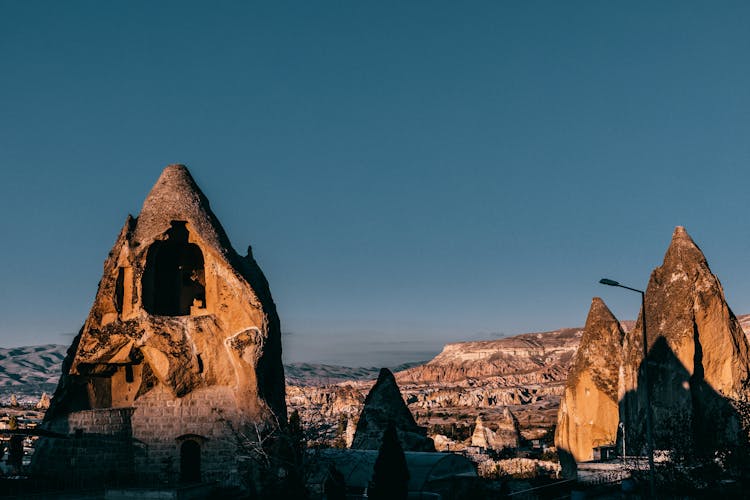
125,365,134,383
115,267,125,314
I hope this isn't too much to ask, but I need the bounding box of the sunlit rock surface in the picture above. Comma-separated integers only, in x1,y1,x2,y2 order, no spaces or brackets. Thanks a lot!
620,226,750,460
471,408,520,450
555,298,623,473
32,165,285,489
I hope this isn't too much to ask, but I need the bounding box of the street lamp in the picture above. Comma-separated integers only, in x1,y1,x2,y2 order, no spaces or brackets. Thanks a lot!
599,278,656,498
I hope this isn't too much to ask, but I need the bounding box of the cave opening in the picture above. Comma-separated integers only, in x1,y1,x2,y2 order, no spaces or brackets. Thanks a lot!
142,221,206,316
115,267,125,314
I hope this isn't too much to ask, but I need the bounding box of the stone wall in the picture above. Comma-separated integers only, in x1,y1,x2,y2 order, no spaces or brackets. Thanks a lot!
32,407,135,487
33,384,251,488
130,384,243,486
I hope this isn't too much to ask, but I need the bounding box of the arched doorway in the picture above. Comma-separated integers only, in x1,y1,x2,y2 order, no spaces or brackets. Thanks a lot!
180,439,201,483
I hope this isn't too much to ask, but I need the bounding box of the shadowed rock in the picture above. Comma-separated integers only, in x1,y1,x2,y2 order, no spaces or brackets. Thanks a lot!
351,368,435,452
619,226,750,461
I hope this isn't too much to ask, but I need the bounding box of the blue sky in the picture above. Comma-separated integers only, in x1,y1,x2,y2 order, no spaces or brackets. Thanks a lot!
1,2,749,366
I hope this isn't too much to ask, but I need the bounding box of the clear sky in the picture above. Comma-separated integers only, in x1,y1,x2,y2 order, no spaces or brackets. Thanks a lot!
1,2,749,367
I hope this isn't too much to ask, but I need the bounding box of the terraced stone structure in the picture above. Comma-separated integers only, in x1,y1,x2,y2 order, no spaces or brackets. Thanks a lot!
32,165,286,490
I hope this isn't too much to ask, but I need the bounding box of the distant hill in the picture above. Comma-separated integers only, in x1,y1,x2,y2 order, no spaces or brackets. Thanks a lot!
0,343,422,400
285,361,423,386
0,344,67,402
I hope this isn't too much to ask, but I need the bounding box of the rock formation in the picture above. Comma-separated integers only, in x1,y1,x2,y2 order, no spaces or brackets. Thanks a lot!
32,165,286,490
344,416,357,448
620,226,750,461
351,368,435,452
494,406,522,449
399,327,582,384
471,408,520,450
555,298,624,474
432,433,459,452
36,392,50,410
470,416,494,449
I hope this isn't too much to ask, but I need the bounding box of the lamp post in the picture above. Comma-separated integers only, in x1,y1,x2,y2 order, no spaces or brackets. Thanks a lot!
599,278,656,498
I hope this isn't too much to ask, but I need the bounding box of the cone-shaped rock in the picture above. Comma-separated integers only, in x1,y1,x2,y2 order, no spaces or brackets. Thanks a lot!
32,165,286,489
35,392,50,410
351,368,435,451
555,297,624,475
470,408,520,451
620,226,750,460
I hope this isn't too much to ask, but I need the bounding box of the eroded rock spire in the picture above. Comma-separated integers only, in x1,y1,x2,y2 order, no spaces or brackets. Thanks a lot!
619,226,750,460
351,368,435,451
555,297,624,474
33,165,286,491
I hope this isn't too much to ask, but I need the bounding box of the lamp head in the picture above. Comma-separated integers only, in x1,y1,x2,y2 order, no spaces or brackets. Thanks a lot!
599,278,620,286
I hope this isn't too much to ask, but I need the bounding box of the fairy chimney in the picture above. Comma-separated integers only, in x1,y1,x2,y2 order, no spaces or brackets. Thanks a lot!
32,165,286,489
351,368,435,452
471,409,520,451
555,297,624,475
619,226,750,461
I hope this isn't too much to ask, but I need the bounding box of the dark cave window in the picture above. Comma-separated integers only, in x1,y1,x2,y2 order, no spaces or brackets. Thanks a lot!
125,364,134,383
196,354,204,374
142,221,206,316
114,267,125,314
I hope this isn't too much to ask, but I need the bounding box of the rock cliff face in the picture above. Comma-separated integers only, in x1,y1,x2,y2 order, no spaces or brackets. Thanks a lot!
399,328,582,384
287,328,588,449
32,165,286,489
351,368,435,452
555,298,623,471
620,226,750,459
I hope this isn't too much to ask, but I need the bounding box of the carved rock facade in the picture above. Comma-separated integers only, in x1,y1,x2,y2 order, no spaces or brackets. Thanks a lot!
32,165,286,489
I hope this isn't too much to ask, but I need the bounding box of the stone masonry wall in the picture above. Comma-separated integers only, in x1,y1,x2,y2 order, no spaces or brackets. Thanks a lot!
32,407,135,487
130,384,243,486
33,384,252,488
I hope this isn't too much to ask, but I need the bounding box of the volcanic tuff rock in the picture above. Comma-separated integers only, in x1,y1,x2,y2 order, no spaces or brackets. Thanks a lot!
351,368,435,452
32,165,286,489
620,226,750,459
555,298,624,471
470,408,520,450
286,328,590,449
35,392,50,410
399,328,582,385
